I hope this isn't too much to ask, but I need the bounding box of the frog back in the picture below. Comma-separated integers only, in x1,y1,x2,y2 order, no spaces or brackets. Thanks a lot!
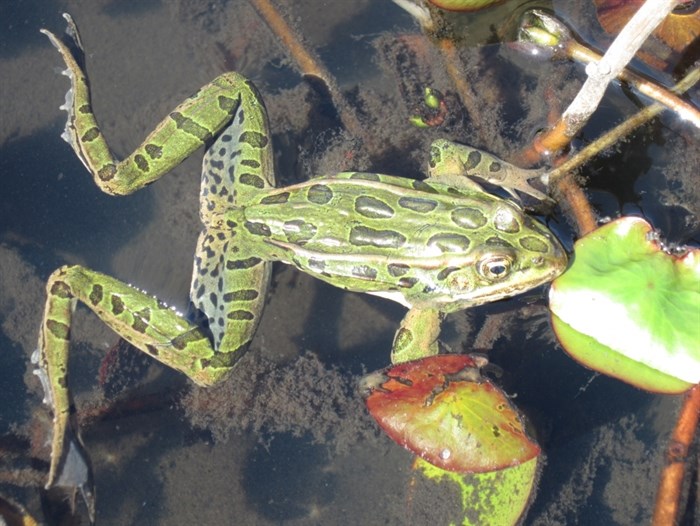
240,172,565,311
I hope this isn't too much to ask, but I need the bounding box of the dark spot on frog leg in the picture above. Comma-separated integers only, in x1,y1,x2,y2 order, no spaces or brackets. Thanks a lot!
111,295,125,315
465,150,481,170
98,164,117,182
223,289,260,302
240,159,261,168
239,173,265,188
170,111,212,142
50,280,72,298
145,143,162,159
89,284,103,306
226,257,262,270
81,127,100,143
227,310,255,321
239,130,269,149
171,329,209,351
132,308,151,334
134,154,149,172
46,319,70,340
218,94,238,113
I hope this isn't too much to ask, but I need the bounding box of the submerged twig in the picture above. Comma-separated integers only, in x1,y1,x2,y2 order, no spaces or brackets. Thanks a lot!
435,38,488,141
652,384,700,526
546,66,700,187
544,66,699,236
248,0,367,142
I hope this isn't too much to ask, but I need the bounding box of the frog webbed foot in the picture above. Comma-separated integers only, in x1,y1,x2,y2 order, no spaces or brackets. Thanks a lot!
50,423,96,525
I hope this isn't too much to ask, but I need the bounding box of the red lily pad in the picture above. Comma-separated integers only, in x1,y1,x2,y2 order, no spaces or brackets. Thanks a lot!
595,0,700,54
361,354,540,473
549,216,700,393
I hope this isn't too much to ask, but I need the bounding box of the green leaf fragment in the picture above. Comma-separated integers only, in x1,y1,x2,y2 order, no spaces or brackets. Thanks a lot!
412,456,539,525
549,217,700,391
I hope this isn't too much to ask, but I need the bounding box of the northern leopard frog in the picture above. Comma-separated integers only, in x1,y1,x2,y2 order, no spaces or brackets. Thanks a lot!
36,14,567,521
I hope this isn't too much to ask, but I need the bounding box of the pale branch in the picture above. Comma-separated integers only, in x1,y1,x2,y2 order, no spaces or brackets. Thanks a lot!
561,0,682,136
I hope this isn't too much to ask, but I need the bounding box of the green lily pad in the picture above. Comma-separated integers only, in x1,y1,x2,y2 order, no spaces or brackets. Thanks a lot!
411,456,539,525
361,354,540,473
428,0,503,11
549,216,700,393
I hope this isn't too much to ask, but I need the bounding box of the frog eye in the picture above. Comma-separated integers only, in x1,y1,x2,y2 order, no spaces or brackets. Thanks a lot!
477,255,512,281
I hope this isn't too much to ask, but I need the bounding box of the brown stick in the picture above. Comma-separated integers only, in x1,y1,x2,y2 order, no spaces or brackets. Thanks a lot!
652,384,700,526
555,175,598,236
248,0,366,142
436,38,486,140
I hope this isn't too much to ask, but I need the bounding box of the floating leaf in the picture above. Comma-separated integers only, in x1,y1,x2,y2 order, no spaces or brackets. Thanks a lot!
549,216,700,393
411,456,539,525
362,354,540,473
428,0,504,12
595,0,700,53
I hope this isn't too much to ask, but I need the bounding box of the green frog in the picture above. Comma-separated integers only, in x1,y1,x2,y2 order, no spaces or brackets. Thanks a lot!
36,14,566,521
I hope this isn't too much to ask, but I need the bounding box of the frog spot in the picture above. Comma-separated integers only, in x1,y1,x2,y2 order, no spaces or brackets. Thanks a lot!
307,184,333,204
427,233,471,253
493,207,520,233
451,207,487,229
350,226,406,249
520,235,549,253
355,196,395,219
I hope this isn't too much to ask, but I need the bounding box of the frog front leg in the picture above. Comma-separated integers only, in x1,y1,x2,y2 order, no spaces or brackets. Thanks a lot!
391,308,444,364
428,139,550,201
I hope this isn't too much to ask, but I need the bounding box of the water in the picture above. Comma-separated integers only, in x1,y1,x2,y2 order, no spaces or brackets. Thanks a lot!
0,0,697,524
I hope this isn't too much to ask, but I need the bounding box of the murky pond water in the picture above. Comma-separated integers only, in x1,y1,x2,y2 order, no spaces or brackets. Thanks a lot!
0,0,697,524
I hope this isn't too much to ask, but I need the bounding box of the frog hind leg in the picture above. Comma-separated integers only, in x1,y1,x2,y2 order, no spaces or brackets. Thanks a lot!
188,72,276,363
41,14,257,196
428,139,550,202
35,266,231,502
189,227,272,365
